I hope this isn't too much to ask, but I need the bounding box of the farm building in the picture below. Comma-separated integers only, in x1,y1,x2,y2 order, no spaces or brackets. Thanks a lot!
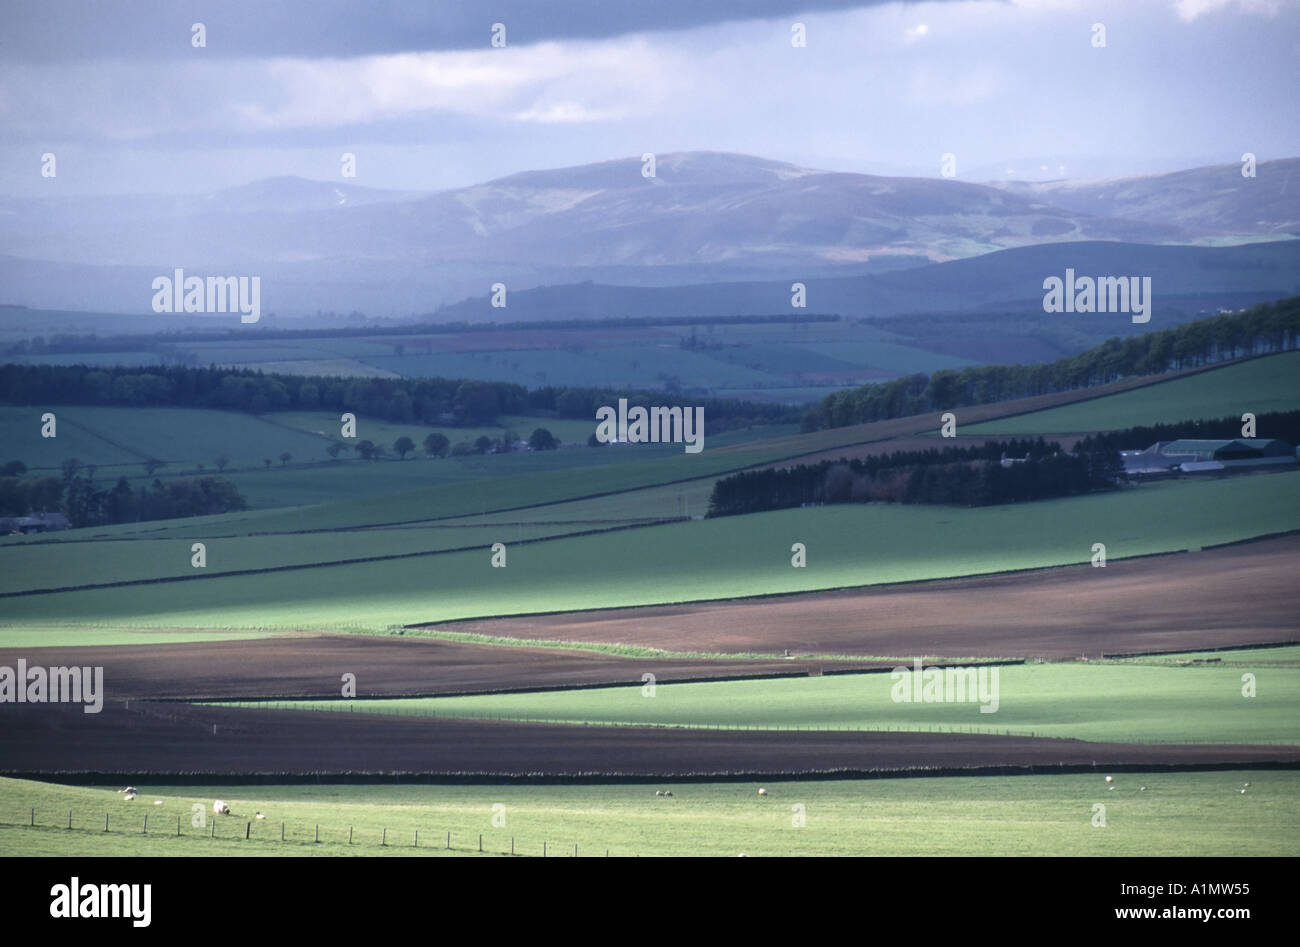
0,511,72,534
1121,438,1296,476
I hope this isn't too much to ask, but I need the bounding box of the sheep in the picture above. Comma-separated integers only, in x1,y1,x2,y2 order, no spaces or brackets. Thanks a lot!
117,786,137,795
757,788,767,796
1104,776,1113,783
255,812,266,820
213,800,231,816
655,791,663,797
153,800,164,806
664,790,673,797
123,793,136,802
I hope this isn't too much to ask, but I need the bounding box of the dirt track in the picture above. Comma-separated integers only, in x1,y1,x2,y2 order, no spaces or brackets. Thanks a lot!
437,534,1300,659
3,701,1296,778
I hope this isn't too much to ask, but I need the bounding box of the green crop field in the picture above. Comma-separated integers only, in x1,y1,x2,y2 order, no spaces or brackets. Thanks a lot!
965,351,1300,435
1,471,1293,632
2,772,1295,857
230,658,1300,745
0,628,285,648
0,405,334,473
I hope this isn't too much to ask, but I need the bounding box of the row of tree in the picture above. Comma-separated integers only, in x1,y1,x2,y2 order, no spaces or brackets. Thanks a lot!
0,472,246,527
0,364,796,429
342,427,560,460
707,439,1120,516
801,296,1300,431
1073,410,1300,454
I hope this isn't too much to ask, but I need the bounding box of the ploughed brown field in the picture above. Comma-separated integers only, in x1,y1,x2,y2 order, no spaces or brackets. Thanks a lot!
4,702,1297,779
0,636,876,701
435,533,1300,660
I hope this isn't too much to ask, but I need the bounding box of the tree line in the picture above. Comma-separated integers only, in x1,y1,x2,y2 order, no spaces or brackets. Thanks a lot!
707,438,1121,517
0,468,246,528
0,364,797,429
801,296,1300,432
1073,410,1300,454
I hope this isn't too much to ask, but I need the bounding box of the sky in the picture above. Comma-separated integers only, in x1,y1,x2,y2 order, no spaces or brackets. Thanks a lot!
2,0,1298,196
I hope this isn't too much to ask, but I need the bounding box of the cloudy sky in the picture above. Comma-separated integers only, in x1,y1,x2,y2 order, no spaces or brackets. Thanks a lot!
3,0,1297,196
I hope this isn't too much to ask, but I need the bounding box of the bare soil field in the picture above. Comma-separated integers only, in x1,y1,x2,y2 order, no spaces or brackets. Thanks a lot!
3,701,1297,778
437,534,1300,660
0,636,876,701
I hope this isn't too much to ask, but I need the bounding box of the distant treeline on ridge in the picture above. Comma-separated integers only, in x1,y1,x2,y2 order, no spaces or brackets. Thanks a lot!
707,438,1121,516
801,296,1300,431
0,365,797,429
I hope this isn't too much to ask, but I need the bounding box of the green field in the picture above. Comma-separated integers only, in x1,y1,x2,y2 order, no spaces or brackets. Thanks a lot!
965,351,1300,435
0,628,284,648
2,772,1294,857
0,405,332,473
1,471,1292,631
227,659,1300,745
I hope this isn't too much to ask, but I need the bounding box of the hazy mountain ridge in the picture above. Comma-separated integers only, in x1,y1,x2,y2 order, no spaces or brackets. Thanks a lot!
0,152,1295,317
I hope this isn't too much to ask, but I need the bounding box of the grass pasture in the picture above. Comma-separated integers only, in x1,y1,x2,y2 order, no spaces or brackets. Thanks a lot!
1,772,1295,857
224,658,1300,746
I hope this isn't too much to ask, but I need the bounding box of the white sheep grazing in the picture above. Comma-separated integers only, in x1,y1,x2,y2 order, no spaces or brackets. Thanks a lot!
757,788,767,796
664,790,673,797
255,812,266,820
213,800,231,815
123,794,136,802
655,791,663,797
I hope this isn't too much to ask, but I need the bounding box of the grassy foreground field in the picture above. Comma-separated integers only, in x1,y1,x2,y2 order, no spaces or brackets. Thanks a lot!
2,471,1293,631
227,659,1300,745
2,772,1294,857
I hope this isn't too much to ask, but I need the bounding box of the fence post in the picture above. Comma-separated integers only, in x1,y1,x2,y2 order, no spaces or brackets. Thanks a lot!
446,831,449,849
30,808,34,826
543,841,546,858
105,812,109,832
511,837,514,855
177,815,181,836
414,829,418,848
315,824,319,843
478,834,482,853
245,822,250,840
67,810,72,830
382,827,387,846
349,825,353,845
143,814,148,834
210,819,215,838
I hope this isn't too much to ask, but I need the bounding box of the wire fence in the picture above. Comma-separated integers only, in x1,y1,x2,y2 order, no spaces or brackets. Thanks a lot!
3,807,621,857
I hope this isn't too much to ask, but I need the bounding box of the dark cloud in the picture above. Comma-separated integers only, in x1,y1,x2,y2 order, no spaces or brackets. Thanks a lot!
4,0,928,61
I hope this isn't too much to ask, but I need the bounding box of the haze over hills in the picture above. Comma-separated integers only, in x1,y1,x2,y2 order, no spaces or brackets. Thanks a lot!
0,152,1295,319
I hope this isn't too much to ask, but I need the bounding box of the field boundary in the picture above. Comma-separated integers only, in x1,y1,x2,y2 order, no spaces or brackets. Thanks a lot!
7,759,1299,786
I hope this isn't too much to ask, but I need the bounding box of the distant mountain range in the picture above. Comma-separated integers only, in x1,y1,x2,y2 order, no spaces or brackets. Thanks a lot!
0,152,1295,319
